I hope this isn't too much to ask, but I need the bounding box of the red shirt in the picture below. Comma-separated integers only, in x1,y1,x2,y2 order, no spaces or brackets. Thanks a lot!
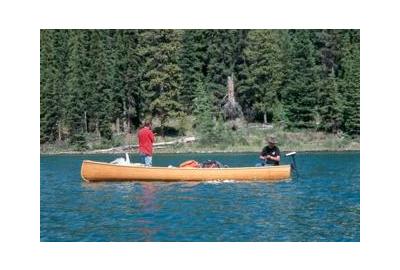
137,127,155,156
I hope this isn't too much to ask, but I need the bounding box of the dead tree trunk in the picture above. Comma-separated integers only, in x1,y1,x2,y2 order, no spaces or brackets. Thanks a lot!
123,100,129,133
95,120,100,138
227,74,235,103
83,111,88,133
116,118,120,134
222,74,243,120
58,121,62,141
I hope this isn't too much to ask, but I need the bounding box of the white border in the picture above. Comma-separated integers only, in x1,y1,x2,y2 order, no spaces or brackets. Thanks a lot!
2,0,400,269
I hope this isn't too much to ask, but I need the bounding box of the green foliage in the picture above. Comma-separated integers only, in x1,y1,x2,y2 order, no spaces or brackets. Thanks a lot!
86,30,113,140
40,30,68,143
318,69,342,133
244,30,287,123
175,112,190,136
65,30,88,148
179,30,208,111
339,33,360,135
204,30,236,101
203,30,248,106
40,29,360,148
283,30,319,129
193,82,215,144
139,30,184,134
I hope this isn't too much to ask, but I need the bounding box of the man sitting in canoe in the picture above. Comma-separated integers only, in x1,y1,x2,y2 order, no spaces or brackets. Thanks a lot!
257,136,280,166
137,119,155,166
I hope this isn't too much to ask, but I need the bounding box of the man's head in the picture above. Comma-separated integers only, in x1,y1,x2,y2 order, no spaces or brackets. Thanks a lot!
143,119,152,128
266,136,277,147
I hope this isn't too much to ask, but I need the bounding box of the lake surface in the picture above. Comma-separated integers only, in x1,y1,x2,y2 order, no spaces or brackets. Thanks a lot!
40,152,359,241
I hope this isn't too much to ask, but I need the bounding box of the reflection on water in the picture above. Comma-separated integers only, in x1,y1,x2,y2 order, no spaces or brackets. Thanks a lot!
41,152,359,241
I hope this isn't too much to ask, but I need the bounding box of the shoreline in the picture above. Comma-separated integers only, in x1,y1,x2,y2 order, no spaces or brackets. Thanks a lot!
40,129,360,156
40,148,360,156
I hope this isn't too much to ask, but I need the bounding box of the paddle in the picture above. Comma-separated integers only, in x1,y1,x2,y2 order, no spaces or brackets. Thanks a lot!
285,152,299,178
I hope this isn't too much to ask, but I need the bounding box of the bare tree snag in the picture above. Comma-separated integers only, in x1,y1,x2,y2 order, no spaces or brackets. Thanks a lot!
222,74,243,120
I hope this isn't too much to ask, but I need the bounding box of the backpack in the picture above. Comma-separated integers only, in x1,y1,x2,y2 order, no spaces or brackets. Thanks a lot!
201,160,223,168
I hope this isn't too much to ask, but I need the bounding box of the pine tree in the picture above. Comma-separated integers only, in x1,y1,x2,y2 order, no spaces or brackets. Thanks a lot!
40,30,66,143
86,30,102,135
110,30,142,133
40,30,58,143
88,30,113,140
103,30,120,133
244,30,286,124
112,30,128,132
319,68,342,133
52,30,69,141
283,30,319,129
66,30,88,149
204,30,235,103
179,30,208,111
234,30,256,121
139,30,184,136
125,30,143,130
193,82,215,144
339,32,360,135
311,29,341,75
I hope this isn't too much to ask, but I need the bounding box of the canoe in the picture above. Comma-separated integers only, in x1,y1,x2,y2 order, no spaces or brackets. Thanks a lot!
81,160,292,182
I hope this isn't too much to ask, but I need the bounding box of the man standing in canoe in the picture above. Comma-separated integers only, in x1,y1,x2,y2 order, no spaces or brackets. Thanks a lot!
137,119,155,166
258,136,280,166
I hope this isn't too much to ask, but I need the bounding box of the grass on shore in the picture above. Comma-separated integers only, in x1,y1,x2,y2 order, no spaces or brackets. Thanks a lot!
40,123,359,154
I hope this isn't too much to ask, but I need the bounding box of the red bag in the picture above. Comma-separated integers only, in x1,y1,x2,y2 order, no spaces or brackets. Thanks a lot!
179,160,200,168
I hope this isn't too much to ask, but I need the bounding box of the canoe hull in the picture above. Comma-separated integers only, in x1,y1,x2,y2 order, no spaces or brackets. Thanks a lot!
81,160,291,182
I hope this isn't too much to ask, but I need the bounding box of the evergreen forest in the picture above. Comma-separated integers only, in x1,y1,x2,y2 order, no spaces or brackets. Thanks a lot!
40,29,360,149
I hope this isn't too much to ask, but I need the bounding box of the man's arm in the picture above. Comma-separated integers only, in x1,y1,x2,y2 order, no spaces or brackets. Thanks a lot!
259,147,267,160
266,155,280,162
149,131,155,143
266,148,281,161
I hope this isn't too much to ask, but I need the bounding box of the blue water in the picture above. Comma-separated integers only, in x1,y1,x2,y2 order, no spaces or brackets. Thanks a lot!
40,152,360,242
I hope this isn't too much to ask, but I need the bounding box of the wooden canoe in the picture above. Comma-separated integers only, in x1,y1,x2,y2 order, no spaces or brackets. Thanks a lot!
81,160,292,182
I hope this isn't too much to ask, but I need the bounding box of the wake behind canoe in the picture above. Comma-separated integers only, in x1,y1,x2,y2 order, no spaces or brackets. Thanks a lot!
81,160,292,182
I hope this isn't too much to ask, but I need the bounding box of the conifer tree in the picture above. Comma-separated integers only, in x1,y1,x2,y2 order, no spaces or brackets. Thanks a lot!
234,30,255,120
340,33,360,135
179,30,208,111
112,30,129,132
125,30,143,130
319,68,342,133
103,30,120,133
89,30,113,140
311,30,341,75
204,30,241,106
244,30,286,124
40,30,70,143
40,30,60,143
52,30,69,140
193,82,215,144
139,30,184,135
66,30,88,149
283,30,319,129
